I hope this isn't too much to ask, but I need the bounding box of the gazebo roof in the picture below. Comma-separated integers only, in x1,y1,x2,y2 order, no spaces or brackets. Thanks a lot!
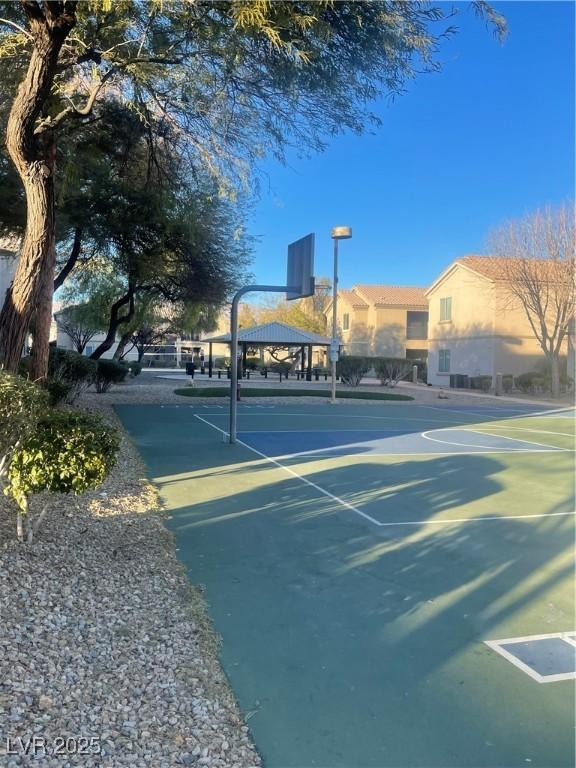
204,321,332,346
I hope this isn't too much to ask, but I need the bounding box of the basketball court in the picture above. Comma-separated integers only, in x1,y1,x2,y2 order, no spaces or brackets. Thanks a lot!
117,401,575,767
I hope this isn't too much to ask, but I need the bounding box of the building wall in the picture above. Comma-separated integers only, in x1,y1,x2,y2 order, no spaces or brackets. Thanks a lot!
426,265,566,384
337,295,429,359
339,301,370,355
56,328,139,361
427,267,496,384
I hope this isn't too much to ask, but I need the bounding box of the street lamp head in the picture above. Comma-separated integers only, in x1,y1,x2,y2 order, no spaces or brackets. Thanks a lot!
331,226,352,240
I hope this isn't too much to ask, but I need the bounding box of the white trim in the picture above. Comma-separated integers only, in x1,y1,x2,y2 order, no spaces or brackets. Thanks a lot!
484,633,576,684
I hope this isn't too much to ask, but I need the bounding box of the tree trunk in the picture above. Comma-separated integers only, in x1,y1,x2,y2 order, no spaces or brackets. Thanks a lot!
550,354,560,398
54,227,82,291
90,291,135,360
0,5,77,377
113,330,132,361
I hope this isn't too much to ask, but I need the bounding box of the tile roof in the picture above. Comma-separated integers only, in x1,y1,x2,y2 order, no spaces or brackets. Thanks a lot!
456,255,510,280
352,284,428,307
456,255,561,281
338,289,368,308
204,321,332,345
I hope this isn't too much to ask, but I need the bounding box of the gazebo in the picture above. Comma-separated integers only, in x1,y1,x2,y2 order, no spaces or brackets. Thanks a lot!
203,321,333,380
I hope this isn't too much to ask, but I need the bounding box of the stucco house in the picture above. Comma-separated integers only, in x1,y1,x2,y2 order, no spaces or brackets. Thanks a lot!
326,285,429,359
426,255,569,386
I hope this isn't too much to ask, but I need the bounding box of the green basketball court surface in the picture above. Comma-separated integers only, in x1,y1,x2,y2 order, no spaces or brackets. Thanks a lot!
116,401,576,768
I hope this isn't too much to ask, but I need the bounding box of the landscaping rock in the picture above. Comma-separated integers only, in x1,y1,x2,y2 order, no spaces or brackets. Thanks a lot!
0,401,261,768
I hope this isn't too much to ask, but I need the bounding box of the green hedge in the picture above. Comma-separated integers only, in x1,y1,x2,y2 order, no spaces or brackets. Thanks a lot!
336,356,371,387
95,359,130,393
372,357,413,386
470,375,492,392
20,347,97,404
515,371,545,394
174,387,413,401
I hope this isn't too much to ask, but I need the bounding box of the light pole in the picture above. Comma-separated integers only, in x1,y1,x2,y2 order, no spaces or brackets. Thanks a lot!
330,226,352,404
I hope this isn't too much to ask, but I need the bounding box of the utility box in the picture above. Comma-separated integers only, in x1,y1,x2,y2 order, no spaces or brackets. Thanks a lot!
185,362,196,378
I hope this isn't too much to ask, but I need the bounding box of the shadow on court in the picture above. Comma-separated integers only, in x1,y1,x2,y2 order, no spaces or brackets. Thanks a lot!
116,405,575,768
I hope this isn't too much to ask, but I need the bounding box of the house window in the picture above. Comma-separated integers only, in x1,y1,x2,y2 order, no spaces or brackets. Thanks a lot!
406,311,428,340
85,345,94,356
343,313,350,331
439,349,451,373
440,297,452,322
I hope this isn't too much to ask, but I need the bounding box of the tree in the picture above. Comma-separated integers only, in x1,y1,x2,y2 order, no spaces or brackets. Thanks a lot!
488,203,576,397
55,302,100,353
0,1,506,378
260,294,328,335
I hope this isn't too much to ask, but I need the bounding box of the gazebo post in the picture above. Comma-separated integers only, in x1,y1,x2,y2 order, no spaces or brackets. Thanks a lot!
307,344,312,381
208,342,213,378
300,345,305,377
242,343,247,378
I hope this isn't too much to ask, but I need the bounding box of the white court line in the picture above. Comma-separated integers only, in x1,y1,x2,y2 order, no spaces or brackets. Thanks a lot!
421,429,563,453
475,425,575,438
238,428,410,434
425,404,575,422
458,428,567,451
191,411,490,425
485,632,576,684
273,448,564,460
193,415,383,527
194,416,576,528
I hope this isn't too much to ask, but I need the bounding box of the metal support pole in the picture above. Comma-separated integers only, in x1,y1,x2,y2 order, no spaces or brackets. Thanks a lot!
331,238,339,404
229,284,291,443
208,342,213,378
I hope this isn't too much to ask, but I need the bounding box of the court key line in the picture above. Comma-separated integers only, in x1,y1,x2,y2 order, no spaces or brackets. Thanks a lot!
421,428,567,453
194,416,576,528
194,415,383,527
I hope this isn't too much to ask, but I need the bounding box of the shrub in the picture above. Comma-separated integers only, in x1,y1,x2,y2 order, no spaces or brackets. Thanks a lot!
502,375,514,394
534,356,572,393
336,356,370,387
269,361,292,376
44,378,74,406
46,347,97,402
127,361,143,378
5,410,119,543
244,356,262,371
470,375,492,392
0,372,49,473
49,347,97,385
402,358,428,383
515,371,545,394
373,357,413,387
95,359,130,393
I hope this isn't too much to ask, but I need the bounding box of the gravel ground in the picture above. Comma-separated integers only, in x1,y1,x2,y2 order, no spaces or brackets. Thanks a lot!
81,372,572,409
0,397,261,768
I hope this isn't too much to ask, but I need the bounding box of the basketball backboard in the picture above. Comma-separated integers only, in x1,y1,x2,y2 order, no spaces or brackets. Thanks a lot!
287,233,315,300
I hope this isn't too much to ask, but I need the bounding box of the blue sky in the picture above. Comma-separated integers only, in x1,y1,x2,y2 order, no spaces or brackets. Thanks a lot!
247,1,574,291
